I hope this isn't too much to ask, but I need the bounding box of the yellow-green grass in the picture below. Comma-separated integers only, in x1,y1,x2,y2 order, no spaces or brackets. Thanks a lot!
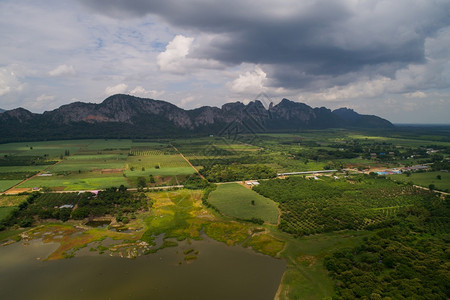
388,171,450,191
142,189,206,243
0,195,28,206
203,221,249,246
209,183,279,224
0,180,23,192
246,233,285,257
18,174,128,190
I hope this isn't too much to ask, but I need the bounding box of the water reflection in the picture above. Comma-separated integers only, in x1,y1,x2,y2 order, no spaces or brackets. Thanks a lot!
0,236,285,300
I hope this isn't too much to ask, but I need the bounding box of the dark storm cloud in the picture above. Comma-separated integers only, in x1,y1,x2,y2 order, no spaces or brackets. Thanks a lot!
78,0,450,89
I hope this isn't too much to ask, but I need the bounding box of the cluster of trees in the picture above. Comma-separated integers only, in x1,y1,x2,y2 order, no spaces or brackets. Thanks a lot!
291,148,360,162
325,193,449,299
254,176,424,236
182,176,210,189
201,164,276,182
0,186,150,230
0,155,57,166
190,155,265,168
431,159,450,171
72,186,149,219
0,192,79,229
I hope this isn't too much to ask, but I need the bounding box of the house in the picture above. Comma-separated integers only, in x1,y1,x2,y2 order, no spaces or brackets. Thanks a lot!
245,181,260,186
59,204,74,209
37,173,53,177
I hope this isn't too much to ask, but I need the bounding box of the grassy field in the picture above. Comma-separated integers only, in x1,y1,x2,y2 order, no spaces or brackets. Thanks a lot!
0,180,22,192
18,174,129,190
0,195,28,206
0,140,90,157
49,157,126,173
209,183,279,224
388,171,450,192
125,145,195,177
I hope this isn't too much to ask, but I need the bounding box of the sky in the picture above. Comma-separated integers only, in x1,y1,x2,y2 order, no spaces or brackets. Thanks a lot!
0,0,449,123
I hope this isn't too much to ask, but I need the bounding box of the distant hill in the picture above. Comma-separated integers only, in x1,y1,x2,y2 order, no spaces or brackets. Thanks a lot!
0,108,5,113
0,94,393,141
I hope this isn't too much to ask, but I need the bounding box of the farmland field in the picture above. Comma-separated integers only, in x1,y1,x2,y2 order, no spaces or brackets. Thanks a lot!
254,176,428,235
0,195,28,206
0,180,22,192
18,174,129,191
388,171,450,192
0,128,448,299
209,183,279,224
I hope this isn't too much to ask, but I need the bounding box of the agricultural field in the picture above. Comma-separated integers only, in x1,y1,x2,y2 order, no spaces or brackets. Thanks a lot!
0,180,22,192
208,183,279,224
388,171,450,192
254,175,430,235
125,148,193,176
0,128,448,299
18,174,129,191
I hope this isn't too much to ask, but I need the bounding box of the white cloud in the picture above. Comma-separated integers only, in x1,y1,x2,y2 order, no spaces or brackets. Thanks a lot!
129,86,164,99
157,35,194,73
0,66,25,97
404,91,427,98
157,35,223,74
48,64,76,77
105,83,128,95
228,66,267,95
180,96,195,107
36,94,55,102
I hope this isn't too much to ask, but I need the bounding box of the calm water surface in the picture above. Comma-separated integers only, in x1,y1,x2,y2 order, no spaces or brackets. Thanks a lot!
0,236,285,300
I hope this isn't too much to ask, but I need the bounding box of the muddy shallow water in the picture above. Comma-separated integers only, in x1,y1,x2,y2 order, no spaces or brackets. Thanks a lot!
0,236,286,300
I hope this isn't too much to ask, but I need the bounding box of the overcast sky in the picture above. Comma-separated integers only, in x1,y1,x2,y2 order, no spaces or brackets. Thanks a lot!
0,0,449,123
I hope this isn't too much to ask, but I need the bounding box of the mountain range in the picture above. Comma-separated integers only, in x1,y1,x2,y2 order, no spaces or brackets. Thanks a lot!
0,94,392,142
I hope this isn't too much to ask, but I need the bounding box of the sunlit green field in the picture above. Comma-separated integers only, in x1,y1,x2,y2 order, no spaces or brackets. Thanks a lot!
0,180,22,192
209,183,279,224
18,174,129,191
388,171,450,192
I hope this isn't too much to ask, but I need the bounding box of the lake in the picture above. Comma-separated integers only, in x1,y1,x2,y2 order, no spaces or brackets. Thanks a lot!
0,236,286,299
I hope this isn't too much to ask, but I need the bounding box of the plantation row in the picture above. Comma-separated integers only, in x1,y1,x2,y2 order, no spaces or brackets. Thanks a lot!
129,150,165,156
253,176,428,236
324,192,449,299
